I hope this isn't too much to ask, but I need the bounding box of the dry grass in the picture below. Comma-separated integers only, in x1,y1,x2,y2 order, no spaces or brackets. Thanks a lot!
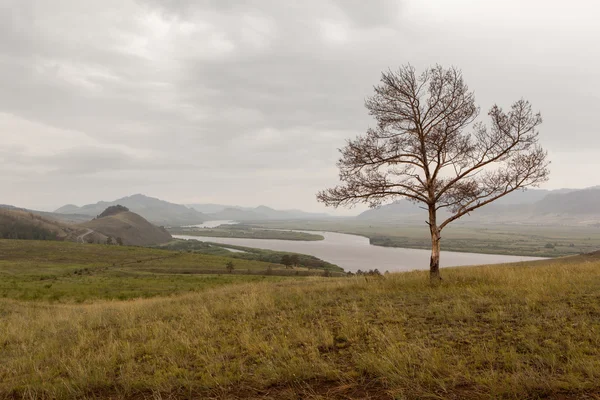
2,256,600,399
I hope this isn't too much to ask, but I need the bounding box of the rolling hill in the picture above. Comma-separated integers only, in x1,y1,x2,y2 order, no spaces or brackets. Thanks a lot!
357,187,600,225
79,210,172,246
534,187,600,215
192,204,331,221
0,208,102,242
56,194,206,227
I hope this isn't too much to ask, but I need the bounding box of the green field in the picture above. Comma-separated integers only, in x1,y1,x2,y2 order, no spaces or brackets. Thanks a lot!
253,220,600,257
2,239,600,398
155,239,341,271
168,226,324,241
0,240,341,302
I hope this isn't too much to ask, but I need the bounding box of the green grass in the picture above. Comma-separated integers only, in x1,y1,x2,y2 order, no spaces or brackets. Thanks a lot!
2,246,600,398
253,220,600,257
155,239,342,271
168,226,324,241
0,240,341,303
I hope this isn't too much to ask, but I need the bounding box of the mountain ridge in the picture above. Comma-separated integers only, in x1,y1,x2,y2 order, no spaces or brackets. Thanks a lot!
55,194,206,227
357,187,600,225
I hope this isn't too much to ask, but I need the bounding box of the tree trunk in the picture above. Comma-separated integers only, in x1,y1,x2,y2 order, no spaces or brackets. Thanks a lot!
428,206,442,282
429,228,441,282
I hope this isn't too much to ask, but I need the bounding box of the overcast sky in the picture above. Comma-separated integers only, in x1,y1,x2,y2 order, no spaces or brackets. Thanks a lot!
1,0,599,214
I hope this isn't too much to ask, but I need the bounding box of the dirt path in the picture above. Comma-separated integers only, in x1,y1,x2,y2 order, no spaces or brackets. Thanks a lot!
77,229,94,243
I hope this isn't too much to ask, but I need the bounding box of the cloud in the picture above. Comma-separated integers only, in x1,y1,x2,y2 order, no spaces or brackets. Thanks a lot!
0,0,599,213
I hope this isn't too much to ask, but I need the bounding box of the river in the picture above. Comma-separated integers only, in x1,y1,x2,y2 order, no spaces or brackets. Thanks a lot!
174,230,545,273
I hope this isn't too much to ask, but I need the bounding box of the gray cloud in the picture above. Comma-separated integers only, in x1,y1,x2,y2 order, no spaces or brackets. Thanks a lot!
0,0,599,212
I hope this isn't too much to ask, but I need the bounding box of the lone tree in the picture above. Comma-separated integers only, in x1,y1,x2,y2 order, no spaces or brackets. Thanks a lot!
280,255,293,269
289,254,300,268
225,261,235,274
317,65,549,282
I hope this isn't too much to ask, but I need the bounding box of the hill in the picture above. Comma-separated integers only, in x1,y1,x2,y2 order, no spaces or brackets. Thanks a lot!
0,204,93,224
2,248,600,398
207,207,267,221
0,208,101,241
253,205,330,220
199,204,331,221
56,194,206,226
357,187,600,225
535,187,600,215
79,210,172,246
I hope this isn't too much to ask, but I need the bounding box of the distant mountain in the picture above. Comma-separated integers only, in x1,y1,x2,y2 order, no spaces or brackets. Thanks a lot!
357,200,423,221
534,188,600,215
253,205,330,220
79,209,172,246
193,204,330,221
356,187,600,225
187,203,250,214
208,207,267,221
55,194,206,227
204,206,329,221
54,204,81,214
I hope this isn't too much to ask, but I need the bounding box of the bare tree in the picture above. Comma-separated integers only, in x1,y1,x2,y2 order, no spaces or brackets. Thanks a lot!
317,65,549,282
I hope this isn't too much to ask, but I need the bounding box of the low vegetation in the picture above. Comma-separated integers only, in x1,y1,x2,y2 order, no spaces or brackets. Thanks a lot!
0,240,341,302
254,220,600,257
0,208,81,241
156,239,341,271
0,213,55,240
2,244,600,398
96,204,129,219
169,225,324,241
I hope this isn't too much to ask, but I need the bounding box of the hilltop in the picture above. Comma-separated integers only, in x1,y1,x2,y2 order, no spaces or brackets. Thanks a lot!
79,209,172,246
55,194,206,226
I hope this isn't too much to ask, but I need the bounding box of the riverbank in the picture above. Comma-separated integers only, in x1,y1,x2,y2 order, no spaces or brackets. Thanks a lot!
156,239,342,272
249,220,600,258
174,231,545,273
168,226,324,241
3,253,600,399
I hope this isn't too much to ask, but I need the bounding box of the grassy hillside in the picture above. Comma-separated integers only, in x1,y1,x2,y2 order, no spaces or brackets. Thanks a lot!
0,208,86,241
80,211,172,246
0,240,341,302
2,246,600,398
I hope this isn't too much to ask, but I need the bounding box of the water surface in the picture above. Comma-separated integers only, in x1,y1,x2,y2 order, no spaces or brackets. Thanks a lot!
183,220,237,228
174,230,545,272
